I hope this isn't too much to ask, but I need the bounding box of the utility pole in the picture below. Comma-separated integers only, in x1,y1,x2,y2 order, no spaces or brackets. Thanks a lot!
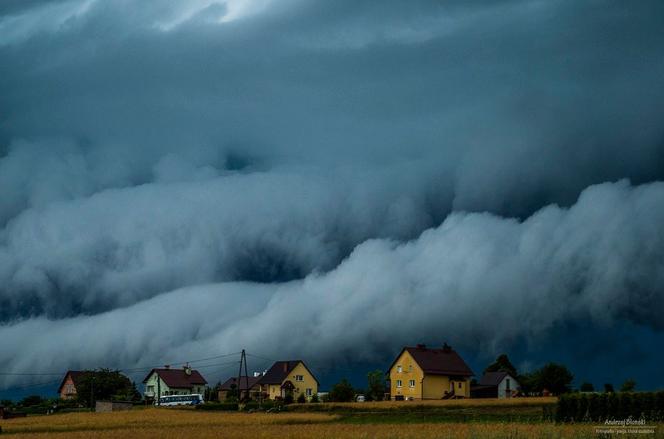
157,375,161,407
90,374,95,411
236,350,249,402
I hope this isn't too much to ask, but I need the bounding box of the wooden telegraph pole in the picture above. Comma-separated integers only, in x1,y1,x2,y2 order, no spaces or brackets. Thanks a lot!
236,350,249,402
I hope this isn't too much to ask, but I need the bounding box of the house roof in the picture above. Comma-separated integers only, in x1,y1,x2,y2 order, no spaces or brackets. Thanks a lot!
478,371,515,387
219,376,261,391
256,360,319,385
142,368,207,387
389,344,474,377
57,370,85,394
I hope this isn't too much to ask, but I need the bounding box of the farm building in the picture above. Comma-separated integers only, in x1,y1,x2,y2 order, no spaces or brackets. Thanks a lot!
218,375,262,401
57,370,85,400
387,343,474,400
471,371,521,398
142,365,207,400
256,360,318,401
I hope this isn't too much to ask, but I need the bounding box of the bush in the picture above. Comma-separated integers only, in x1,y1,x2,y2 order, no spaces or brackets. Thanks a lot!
196,402,239,411
297,394,306,404
329,379,355,402
556,391,664,422
242,401,259,411
284,393,294,404
310,393,319,403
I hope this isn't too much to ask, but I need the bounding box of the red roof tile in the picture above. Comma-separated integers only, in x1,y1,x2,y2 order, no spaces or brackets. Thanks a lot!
142,368,207,388
390,344,474,377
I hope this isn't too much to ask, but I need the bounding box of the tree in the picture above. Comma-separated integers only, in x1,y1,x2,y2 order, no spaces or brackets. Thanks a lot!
580,382,594,392
620,379,636,392
604,383,614,393
75,369,140,407
537,363,573,395
484,354,518,377
329,379,355,402
19,395,43,407
297,393,306,403
310,393,319,403
1,399,13,408
366,370,385,402
225,384,239,402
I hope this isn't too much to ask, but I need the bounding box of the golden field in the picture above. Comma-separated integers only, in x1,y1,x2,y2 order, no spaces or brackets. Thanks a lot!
1,406,661,439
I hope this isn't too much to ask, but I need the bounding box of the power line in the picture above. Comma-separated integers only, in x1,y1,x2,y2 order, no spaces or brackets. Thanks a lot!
0,351,272,392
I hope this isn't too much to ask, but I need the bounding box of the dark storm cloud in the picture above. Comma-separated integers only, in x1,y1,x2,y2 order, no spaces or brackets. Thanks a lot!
2,180,664,385
1,0,664,385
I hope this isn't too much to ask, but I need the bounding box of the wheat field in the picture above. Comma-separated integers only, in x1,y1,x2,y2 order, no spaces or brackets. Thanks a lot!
2,406,659,438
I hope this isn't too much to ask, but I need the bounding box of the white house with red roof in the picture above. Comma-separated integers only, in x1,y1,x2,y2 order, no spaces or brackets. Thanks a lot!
142,365,207,399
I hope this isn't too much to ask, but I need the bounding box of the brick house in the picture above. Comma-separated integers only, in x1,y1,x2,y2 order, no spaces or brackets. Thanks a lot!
57,371,85,400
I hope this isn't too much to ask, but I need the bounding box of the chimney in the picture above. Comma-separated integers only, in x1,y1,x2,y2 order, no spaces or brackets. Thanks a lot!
416,343,426,349
283,363,288,373
442,343,451,352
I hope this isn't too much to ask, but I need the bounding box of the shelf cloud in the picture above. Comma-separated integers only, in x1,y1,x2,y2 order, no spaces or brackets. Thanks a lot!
1,0,664,387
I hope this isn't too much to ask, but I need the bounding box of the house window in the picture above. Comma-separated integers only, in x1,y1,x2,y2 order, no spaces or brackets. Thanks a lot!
397,365,402,373
409,365,413,372
458,382,462,389
396,380,402,388
306,388,312,396
147,385,154,392
295,375,304,382
506,379,511,390
409,380,415,388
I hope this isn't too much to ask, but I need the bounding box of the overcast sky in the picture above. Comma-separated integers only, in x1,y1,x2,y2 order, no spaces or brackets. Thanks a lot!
1,0,664,394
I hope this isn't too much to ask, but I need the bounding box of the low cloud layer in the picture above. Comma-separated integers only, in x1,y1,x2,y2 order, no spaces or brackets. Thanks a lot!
2,180,664,386
1,0,664,389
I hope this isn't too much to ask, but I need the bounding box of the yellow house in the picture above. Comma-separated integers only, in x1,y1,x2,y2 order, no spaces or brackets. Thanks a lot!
257,360,318,401
388,343,474,400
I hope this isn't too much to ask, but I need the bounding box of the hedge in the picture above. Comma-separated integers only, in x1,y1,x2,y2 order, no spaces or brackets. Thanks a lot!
556,392,664,423
195,402,239,411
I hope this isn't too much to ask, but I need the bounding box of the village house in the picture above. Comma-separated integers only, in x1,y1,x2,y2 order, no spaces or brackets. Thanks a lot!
57,371,85,400
256,360,318,401
387,343,474,400
142,365,207,400
218,375,262,401
471,371,520,398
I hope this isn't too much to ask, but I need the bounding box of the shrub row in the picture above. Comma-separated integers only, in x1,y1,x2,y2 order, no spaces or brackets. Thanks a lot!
195,402,239,411
556,392,664,423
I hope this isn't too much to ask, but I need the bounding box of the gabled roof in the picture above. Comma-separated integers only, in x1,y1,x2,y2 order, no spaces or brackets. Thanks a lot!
57,370,85,394
256,360,319,385
142,368,207,388
219,376,261,391
389,344,474,377
478,371,515,387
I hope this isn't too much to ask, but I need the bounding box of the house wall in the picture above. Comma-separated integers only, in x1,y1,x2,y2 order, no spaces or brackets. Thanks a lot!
95,401,132,412
389,351,423,400
288,362,318,401
497,374,519,398
60,374,77,400
144,373,170,398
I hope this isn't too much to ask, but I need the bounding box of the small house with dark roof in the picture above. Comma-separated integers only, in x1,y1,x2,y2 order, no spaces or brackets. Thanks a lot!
218,375,262,401
58,371,85,400
256,360,318,401
471,371,520,398
142,365,207,400
387,343,474,400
